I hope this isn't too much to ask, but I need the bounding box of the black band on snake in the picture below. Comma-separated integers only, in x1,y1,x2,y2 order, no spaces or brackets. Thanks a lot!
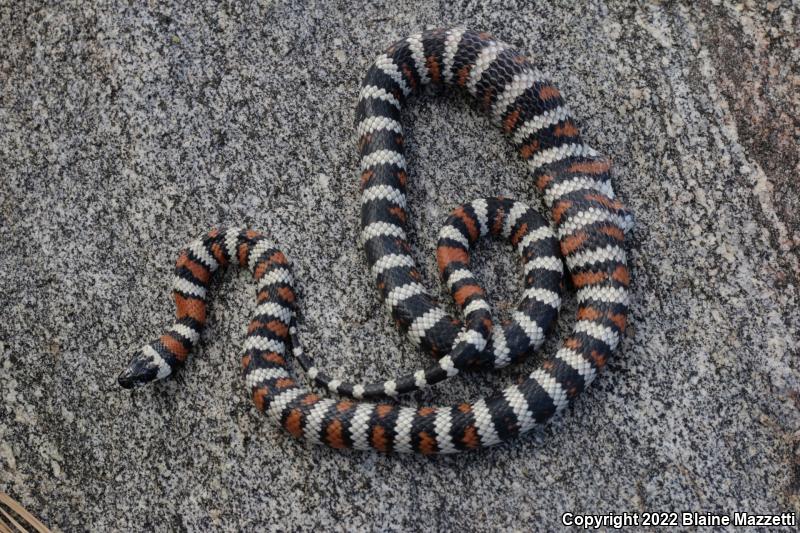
118,28,633,454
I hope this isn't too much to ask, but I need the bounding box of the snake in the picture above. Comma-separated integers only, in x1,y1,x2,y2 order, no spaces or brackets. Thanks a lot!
118,28,633,454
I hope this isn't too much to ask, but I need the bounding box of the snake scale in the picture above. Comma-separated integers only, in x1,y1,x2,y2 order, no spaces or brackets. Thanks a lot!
119,28,633,454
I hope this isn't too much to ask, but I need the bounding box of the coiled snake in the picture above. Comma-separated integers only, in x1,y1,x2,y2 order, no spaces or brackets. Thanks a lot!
119,28,633,454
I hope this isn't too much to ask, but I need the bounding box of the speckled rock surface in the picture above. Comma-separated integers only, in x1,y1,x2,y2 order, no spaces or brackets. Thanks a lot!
1,1,798,530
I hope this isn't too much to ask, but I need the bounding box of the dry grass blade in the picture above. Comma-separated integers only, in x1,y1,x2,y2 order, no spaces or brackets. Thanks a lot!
0,515,15,533
0,493,51,533
0,507,25,533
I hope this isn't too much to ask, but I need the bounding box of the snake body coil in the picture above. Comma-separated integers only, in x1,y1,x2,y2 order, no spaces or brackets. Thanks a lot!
119,28,633,454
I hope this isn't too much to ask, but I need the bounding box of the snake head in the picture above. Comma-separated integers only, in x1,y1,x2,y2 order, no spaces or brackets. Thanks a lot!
118,346,172,388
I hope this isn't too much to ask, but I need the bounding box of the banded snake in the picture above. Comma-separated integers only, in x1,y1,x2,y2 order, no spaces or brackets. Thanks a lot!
119,28,633,454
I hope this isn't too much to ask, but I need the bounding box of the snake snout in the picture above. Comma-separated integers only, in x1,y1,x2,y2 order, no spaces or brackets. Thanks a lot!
118,351,160,388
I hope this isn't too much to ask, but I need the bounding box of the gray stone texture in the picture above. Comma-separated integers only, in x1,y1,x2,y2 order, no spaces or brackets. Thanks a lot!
1,0,798,530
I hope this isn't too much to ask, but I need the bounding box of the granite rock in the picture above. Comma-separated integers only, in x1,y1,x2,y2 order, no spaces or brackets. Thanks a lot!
1,1,798,530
